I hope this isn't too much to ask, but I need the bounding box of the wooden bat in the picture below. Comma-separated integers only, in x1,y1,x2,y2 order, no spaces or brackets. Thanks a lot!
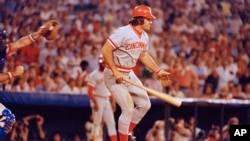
123,78,182,107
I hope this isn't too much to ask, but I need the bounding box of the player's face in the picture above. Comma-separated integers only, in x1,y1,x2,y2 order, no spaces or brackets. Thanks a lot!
142,18,153,31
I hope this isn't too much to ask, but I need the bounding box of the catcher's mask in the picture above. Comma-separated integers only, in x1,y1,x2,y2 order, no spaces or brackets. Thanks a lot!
0,30,7,72
0,30,7,44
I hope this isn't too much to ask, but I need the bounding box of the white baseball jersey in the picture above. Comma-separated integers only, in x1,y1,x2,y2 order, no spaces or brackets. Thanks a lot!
87,70,111,97
107,24,149,71
103,24,152,135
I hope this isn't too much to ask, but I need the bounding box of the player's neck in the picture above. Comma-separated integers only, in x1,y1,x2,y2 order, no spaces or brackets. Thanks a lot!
132,25,143,33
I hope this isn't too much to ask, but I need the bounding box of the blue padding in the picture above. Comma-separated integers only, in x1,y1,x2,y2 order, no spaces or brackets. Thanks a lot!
0,91,91,107
0,91,249,107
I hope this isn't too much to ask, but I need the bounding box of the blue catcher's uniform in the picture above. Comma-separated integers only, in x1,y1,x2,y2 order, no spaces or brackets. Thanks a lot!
0,30,16,137
0,108,15,137
0,30,7,72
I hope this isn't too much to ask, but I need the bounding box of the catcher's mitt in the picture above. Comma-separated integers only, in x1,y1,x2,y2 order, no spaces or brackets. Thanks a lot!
40,20,60,40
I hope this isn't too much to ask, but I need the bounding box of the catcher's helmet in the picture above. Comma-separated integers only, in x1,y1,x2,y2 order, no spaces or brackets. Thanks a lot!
132,5,156,20
0,30,7,41
0,29,7,72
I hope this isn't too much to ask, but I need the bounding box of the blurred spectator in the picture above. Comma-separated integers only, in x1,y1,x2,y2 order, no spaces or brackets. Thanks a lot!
190,56,208,92
233,83,246,99
40,4,57,22
35,76,53,93
203,17,219,38
10,77,29,92
172,59,198,94
43,55,56,75
27,77,36,92
222,117,239,141
245,83,250,99
38,42,57,65
204,125,221,141
55,48,69,71
20,42,40,68
28,64,42,87
48,131,64,141
77,60,90,94
204,67,219,93
50,71,66,93
83,46,100,72
215,85,233,100
169,81,185,98
238,64,250,92
10,114,46,141
67,49,82,79
171,118,192,141
72,134,82,141
227,81,236,97
145,120,165,141
144,72,164,94
185,80,201,98
59,78,80,94
201,83,216,99
62,71,71,84
216,57,238,91
185,117,205,141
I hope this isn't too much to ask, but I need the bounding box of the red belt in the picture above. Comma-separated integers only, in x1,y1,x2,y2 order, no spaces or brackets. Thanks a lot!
106,65,133,73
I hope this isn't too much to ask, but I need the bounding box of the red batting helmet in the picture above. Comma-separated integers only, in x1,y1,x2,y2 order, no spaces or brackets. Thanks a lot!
132,5,156,20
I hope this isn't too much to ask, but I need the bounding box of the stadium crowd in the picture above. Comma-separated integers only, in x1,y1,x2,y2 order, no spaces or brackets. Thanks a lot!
1,0,249,100
0,0,250,141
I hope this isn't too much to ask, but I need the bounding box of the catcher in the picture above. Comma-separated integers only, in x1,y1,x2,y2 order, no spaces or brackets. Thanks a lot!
0,20,59,137
0,20,59,83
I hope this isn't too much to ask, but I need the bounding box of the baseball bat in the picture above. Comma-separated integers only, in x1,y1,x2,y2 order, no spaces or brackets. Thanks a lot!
123,78,182,107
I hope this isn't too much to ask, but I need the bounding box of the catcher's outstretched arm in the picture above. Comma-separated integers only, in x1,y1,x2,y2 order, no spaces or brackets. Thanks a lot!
8,20,59,53
0,66,24,83
8,31,41,53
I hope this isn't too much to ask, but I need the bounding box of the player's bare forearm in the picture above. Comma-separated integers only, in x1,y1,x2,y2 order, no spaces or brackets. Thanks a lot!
139,52,161,73
101,42,118,73
9,31,41,53
0,66,24,83
0,73,11,83
102,43,124,82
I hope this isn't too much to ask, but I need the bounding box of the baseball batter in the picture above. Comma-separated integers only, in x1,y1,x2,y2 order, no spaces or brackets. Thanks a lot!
87,56,117,141
101,5,170,141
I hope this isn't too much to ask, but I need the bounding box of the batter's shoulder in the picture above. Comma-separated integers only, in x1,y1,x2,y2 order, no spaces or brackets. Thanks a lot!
114,25,131,32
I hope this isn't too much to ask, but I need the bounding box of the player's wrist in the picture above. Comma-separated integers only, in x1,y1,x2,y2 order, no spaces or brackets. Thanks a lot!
28,32,41,42
7,72,13,79
155,68,162,74
28,33,36,42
